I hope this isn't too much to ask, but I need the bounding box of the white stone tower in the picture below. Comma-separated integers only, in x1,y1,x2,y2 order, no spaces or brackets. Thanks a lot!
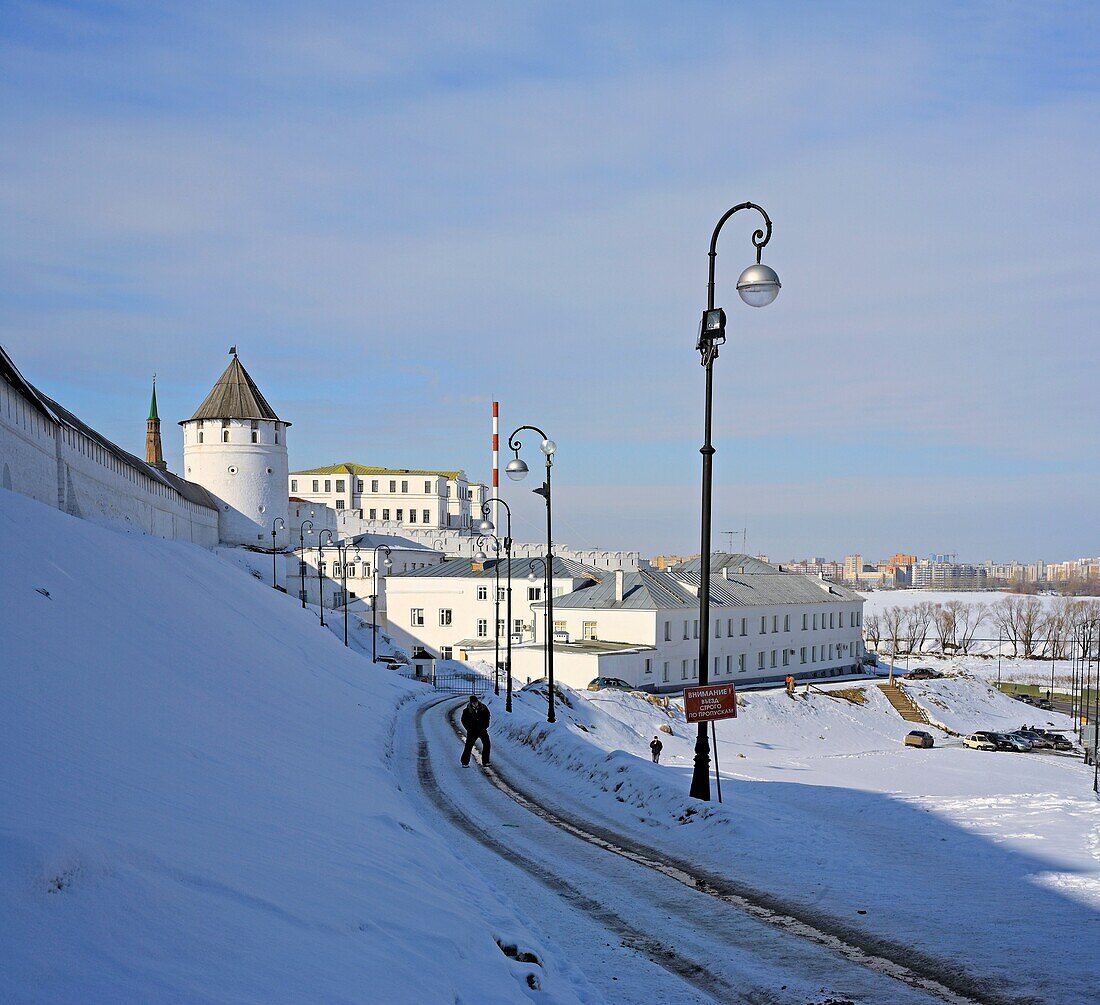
180,350,291,549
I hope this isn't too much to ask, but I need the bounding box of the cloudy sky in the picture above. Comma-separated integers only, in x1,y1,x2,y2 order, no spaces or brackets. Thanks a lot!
2,2,1097,561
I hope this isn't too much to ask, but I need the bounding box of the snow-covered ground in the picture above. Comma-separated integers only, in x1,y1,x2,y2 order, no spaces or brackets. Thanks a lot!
493,677,1100,1002
0,488,584,1003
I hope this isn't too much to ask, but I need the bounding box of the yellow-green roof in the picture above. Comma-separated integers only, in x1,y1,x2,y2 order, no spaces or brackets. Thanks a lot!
290,462,464,479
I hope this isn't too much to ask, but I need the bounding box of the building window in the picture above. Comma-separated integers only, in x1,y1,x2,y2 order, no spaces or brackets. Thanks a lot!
441,646,452,661
693,620,699,639
497,587,506,602
738,653,745,672
323,480,330,492
336,500,344,510
714,656,720,674
389,480,396,492
424,480,431,493
198,430,203,443
372,479,379,492
513,619,523,636
401,480,408,493
683,620,689,640
369,509,377,520
771,650,777,668
714,620,721,638
357,480,364,492
411,608,425,626
760,616,766,634
382,509,390,521
477,619,488,638
527,586,541,601
783,649,790,666
663,662,670,682
664,621,671,642
645,659,653,675
726,654,732,674
553,620,566,635
313,480,319,492
439,609,452,626
394,509,402,521
813,613,819,630
422,509,430,523
275,430,279,444
497,619,506,638
727,618,734,637
336,479,345,493
583,621,597,640
477,586,488,601
222,430,230,443
801,647,807,664
741,618,748,636
784,614,790,631
290,479,298,492
812,645,818,661
772,615,779,632
681,660,689,680
758,652,765,669
251,420,259,443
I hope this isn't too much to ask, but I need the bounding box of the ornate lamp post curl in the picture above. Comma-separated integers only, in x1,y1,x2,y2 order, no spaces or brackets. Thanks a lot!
507,426,557,723
691,202,781,803
479,497,514,712
298,519,314,608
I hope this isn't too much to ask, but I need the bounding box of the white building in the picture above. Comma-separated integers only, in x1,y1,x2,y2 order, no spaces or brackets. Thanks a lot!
288,532,444,612
288,463,487,532
510,554,866,692
181,353,291,549
383,556,598,662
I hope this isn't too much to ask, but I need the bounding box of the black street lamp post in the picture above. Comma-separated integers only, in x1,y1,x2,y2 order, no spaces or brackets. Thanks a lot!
527,555,550,699
507,426,557,723
330,540,361,648
317,529,335,628
298,519,314,608
270,517,285,589
479,497,514,712
476,535,503,696
690,202,781,802
370,545,394,663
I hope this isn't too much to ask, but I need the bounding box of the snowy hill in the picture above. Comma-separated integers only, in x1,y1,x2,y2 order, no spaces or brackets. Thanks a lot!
0,488,580,1004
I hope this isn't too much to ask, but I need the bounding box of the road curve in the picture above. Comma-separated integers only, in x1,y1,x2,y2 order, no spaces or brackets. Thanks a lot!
406,694,971,1005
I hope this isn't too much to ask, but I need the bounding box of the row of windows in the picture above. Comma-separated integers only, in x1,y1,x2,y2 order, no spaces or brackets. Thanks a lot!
409,608,525,638
195,419,280,446
290,477,478,498
642,641,859,682
474,585,541,602
662,609,861,642
368,508,433,523
306,561,434,577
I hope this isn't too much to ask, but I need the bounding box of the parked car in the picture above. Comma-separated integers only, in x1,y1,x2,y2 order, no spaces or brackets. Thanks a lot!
1035,730,1073,751
1034,698,1054,711
964,734,997,751
587,677,633,692
992,732,1032,752
975,731,1011,750
904,730,935,748
1013,730,1053,750
906,668,941,680
1013,694,1035,704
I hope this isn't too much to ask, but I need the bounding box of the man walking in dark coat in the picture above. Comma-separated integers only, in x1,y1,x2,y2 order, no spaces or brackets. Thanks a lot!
650,735,663,763
460,694,492,767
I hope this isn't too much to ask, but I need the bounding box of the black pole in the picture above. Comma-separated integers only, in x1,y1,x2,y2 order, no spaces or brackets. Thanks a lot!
371,592,378,662
505,535,513,713
319,556,326,628
494,545,501,696
711,719,723,803
342,548,349,648
272,530,277,588
545,454,555,724
299,520,313,609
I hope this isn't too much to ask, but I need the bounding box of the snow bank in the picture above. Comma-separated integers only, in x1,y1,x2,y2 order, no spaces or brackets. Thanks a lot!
902,674,1075,735
0,488,582,1004
495,679,1100,1001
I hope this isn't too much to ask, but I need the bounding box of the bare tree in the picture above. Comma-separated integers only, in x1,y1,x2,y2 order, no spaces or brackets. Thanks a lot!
993,596,1022,657
906,601,934,654
881,606,906,656
864,612,881,649
1018,597,1044,659
954,601,988,654
933,604,955,653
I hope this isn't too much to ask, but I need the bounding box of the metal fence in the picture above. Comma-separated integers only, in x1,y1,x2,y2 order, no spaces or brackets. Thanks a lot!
395,665,492,696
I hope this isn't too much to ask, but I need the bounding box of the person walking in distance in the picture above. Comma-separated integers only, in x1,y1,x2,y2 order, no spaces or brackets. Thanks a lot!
460,694,491,768
650,735,663,763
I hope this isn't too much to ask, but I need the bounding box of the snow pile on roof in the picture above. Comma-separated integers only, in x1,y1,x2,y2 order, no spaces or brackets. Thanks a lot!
495,679,1099,999
0,487,581,1003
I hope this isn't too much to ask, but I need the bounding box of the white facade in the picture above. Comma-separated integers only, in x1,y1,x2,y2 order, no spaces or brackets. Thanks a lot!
289,465,486,532
0,346,219,547
528,563,867,693
382,557,596,661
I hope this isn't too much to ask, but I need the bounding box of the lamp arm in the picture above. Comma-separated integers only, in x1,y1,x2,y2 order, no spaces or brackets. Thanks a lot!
707,202,773,310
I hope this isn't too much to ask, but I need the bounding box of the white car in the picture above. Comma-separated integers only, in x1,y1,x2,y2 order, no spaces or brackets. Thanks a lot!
963,733,997,751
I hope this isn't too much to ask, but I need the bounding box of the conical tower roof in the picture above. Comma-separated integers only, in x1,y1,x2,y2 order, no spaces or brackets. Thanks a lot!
184,353,287,424
148,377,159,420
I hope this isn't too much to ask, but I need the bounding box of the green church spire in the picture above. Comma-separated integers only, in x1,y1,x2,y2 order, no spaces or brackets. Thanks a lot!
148,375,159,420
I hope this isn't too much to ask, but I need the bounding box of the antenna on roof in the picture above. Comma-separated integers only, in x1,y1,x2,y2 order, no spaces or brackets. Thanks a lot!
228,345,237,356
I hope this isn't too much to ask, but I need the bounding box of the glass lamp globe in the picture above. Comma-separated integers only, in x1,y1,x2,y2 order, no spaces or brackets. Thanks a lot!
527,570,538,582
735,263,781,308
475,550,487,562
384,557,393,568
540,439,557,457
478,518,495,534
506,457,529,481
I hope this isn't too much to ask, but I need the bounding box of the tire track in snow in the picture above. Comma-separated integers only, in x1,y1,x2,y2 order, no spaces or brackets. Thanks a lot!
442,703,1019,1005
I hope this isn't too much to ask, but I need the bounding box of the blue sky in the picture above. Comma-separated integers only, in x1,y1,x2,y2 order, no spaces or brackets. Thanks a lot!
1,1,1097,560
